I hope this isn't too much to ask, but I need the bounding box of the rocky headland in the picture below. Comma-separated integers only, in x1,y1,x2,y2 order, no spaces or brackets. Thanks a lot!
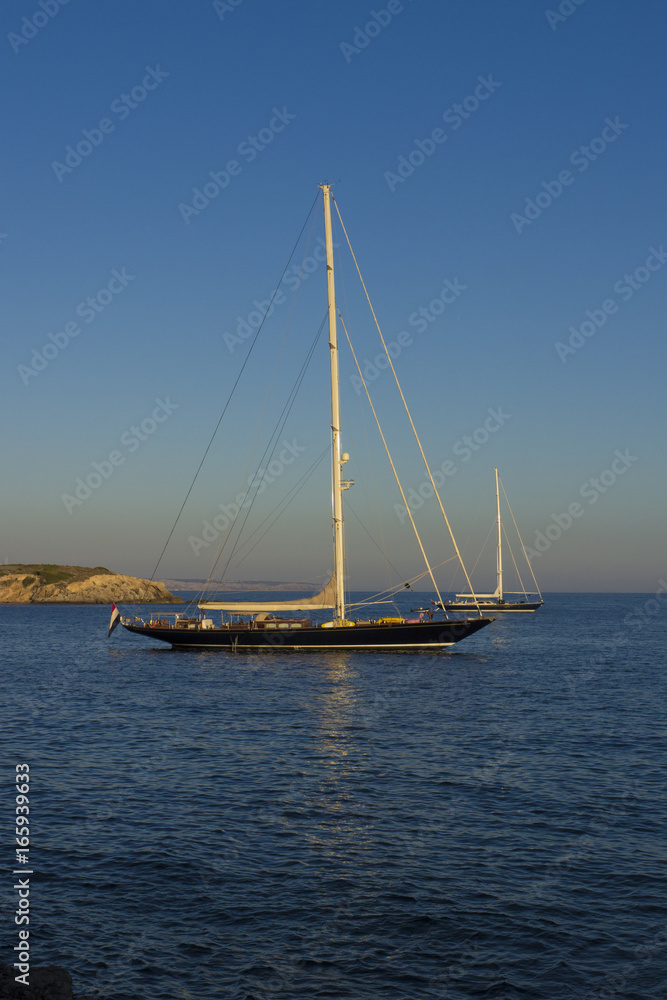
0,565,182,604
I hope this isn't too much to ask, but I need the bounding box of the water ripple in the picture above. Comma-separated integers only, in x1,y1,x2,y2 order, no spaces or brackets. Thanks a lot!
1,596,666,999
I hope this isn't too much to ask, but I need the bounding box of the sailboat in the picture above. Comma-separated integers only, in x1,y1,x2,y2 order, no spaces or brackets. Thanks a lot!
442,468,543,613
114,185,494,650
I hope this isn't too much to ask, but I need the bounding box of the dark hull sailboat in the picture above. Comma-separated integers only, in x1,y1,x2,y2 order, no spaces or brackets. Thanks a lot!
113,185,494,653
443,598,542,614
121,614,493,651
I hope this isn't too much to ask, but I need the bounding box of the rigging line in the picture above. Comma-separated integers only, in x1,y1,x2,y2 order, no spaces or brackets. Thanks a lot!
196,214,324,606
210,315,328,584
467,522,496,580
195,308,325,603
231,206,321,527
350,559,458,607
343,496,407,583
339,336,395,601
501,522,528,598
329,212,378,615
349,557,458,608
207,322,325,589
212,315,326,580
231,445,329,560
499,475,543,598
238,311,325,511
332,195,483,616
338,310,446,613
230,446,330,569
148,188,321,592
446,492,485,592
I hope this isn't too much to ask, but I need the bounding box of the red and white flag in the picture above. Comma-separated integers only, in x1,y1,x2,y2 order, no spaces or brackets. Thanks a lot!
108,602,121,637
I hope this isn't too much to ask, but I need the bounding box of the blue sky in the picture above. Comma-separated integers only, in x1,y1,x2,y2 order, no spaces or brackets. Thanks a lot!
2,0,665,592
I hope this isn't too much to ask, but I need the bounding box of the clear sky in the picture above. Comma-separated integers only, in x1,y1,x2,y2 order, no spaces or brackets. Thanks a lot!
2,0,665,592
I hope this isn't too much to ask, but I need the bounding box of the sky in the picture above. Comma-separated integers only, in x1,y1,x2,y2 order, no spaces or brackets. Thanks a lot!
1,0,665,593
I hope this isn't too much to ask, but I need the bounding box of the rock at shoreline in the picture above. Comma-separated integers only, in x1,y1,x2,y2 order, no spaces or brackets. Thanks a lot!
0,564,182,604
0,963,99,999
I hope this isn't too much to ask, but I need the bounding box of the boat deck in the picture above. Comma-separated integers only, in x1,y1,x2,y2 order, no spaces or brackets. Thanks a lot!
122,614,494,650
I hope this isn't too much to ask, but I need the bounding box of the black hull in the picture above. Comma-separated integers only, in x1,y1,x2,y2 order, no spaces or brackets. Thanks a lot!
444,601,542,613
121,616,493,651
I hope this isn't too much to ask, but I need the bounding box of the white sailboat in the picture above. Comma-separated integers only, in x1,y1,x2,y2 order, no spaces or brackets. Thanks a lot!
443,468,543,613
114,184,495,650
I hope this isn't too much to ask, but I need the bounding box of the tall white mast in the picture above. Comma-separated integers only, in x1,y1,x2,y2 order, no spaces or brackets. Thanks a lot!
322,184,346,624
495,467,503,601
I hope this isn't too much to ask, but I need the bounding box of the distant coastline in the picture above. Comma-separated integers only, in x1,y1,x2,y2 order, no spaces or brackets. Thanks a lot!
160,579,324,592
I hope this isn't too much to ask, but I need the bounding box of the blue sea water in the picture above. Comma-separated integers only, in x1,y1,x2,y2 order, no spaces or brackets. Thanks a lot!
1,592,666,1000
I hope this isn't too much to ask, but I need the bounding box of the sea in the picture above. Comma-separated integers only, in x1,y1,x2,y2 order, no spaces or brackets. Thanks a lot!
1,592,666,1000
